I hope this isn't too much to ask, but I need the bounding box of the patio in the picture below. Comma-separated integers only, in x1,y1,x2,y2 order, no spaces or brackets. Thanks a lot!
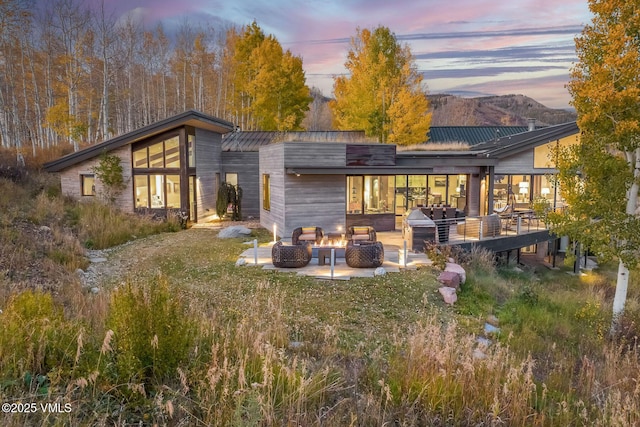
237,231,432,280
235,210,549,280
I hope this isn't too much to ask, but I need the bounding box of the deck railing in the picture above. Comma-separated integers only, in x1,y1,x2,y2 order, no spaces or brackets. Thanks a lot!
432,210,548,244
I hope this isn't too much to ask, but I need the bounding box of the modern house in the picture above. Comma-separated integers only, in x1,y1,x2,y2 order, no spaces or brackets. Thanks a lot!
257,121,579,236
44,110,580,235
43,110,235,222
221,130,374,219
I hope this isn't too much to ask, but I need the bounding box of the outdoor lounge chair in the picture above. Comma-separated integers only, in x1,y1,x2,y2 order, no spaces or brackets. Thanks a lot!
291,226,324,245
345,241,384,268
271,241,312,268
346,226,377,244
493,204,512,214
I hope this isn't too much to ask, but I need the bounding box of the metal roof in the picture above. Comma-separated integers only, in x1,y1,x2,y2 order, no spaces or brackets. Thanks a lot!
221,130,372,152
44,110,235,172
470,122,579,158
428,126,529,145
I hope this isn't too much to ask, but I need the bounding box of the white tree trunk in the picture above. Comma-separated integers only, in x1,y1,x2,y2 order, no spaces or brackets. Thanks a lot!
611,148,640,333
611,259,630,333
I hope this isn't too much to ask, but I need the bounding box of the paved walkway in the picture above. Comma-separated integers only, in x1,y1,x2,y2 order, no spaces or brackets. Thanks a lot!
238,231,432,280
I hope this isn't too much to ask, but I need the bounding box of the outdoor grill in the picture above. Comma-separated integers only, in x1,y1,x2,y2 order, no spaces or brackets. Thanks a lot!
403,208,436,252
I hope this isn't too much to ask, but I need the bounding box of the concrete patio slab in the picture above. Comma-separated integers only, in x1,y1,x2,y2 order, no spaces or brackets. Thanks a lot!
237,234,432,280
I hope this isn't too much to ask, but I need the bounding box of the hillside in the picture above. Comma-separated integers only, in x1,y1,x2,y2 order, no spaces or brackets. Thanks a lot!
306,92,577,130
428,94,577,126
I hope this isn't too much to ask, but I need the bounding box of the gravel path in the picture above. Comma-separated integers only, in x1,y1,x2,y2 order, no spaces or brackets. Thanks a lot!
76,221,261,291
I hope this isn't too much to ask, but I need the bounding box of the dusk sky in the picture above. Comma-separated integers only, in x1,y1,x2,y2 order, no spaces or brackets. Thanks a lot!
95,0,592,110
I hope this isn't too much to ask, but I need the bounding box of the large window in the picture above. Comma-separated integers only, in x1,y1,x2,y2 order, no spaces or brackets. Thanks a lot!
263,174,271,211
428,175,447,205
81,174,95,196
135,174,181,209
188,133,195,167
347,175,394,214
133,134,182,210
133,135,180,169
395,174,468,214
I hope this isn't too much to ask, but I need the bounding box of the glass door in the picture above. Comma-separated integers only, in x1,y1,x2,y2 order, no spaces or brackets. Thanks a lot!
408,175,427,208
395,175,407,215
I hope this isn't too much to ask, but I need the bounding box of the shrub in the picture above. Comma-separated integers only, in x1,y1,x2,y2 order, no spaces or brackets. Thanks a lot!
92,152,127,203
0,291,79,386
424,241,448,270
106,276,196,384
77,201,178,249
466,245,496,275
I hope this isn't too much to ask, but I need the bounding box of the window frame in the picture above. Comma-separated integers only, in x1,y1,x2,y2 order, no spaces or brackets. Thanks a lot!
262,174,271,211
81,174,96,197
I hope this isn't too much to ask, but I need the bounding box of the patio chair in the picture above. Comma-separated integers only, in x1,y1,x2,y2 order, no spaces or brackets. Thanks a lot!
345,241,384,268
271,241,312,268
431,206,444,220
291,226,323,245
493,204,512,214
346,225,377,244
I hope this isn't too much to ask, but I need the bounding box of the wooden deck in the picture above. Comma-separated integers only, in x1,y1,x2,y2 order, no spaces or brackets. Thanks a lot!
389,210,552,253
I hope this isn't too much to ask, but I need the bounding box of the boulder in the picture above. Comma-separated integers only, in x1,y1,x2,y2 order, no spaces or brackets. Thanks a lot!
486,314,499,326
218,226,252,238
438,286,457,305
235,258,247,267
438,271,460,289
374,267,386,276
484,323,501,335
445,262,466,284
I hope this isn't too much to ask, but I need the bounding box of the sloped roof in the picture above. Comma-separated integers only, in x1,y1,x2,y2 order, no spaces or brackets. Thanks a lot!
471,122,579,158
44,110,234,172
221,130,373,152
428,126,529,145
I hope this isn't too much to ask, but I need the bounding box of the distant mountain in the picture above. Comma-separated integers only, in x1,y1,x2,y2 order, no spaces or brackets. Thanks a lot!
428,94,577,127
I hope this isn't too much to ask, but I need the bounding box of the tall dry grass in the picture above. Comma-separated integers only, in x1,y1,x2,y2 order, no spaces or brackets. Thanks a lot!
0,269,639,426
74,200,182,249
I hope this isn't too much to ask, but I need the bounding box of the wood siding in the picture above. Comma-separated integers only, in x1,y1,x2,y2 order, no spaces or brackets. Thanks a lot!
467,173,481,216
59,146,134,212
259,145,286,235
195,128,222,221
222,151,260,219
283,143,346,235
346,144,395,166
284,142,347,168
494,151,535,175
260,143,348,238
283,174,346,236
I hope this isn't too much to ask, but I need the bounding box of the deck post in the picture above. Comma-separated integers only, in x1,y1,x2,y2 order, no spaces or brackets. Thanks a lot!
330,248,335,279
254,239,258,265
403,240,407,268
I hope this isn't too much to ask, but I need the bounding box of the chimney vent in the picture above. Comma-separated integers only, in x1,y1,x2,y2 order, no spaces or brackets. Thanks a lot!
527,118,536,131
